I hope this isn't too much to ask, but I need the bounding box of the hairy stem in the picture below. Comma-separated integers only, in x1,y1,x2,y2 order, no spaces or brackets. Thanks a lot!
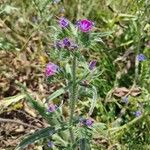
69,54,77,144
134,23,141,86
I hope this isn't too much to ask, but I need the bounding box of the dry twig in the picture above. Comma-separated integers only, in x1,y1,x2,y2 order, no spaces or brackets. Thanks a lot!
0,117,40,130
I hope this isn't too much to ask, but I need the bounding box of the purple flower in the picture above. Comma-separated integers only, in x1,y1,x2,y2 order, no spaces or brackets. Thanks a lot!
63,38,71,47
134,110,142,117
48,104,57,112
89,60,97,70
55,38,78,50
85,119,94,127
122,96,128,104
47,141,53,148
59,17,69,28
137,54,146,62
45,62,59,77
77,19,94,32
80,118,94,127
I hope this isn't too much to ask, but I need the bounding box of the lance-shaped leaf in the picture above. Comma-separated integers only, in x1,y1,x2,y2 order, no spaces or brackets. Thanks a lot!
88,86,97,116
16,83,59,125
15,126,66,150
47,88,66,101
0,93,25,113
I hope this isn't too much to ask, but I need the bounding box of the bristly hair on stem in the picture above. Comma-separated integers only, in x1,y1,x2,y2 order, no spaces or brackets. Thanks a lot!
69,54,77,145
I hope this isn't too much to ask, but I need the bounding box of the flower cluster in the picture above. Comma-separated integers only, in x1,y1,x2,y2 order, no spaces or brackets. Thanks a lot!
47,140,53,148
137,54,146,62
46,17,95,128
59,17,69,28
55,38,78,50
45,62,59,77
47,104,58,112
89,60,97,70
133,110,142,117
77,19,94,32
58,17,94,33
80,118,94,127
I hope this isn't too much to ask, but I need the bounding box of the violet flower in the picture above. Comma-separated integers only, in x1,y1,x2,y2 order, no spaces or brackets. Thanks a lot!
133,110,142,117
122,96,128,104
45,63,59,77
59,17,69,28
80,118,94,127
89,60,97,70
137,54,146,62
63,38,71,47
48,104,57,112
77,19,94,32
55,38,78,51
47,140,53,148
85,119,94,127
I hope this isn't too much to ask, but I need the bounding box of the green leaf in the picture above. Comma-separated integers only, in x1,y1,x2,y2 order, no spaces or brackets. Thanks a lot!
16,83,59,125
47,88,66,101
92,123,107,138
53,134,68,147
27,94,44,113
88,86,97,116
26,92,62,125
0,93,26,112
69,22,78,38
65,63,72,78
15,127,56,150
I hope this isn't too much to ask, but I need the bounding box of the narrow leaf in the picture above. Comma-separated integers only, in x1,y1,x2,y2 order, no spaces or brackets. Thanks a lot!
88,86,97,116
25,93,60,126
15,127,55,150
26,93,48,118
0,93,25,112
16,83,59,125
47,88,65,101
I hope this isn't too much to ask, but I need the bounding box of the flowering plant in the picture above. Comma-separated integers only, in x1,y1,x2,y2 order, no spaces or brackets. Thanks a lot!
77,19,94,32
15,17,102,150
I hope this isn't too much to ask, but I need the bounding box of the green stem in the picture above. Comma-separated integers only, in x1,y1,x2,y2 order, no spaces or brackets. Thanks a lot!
134,21,141,86
69,54,77,144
